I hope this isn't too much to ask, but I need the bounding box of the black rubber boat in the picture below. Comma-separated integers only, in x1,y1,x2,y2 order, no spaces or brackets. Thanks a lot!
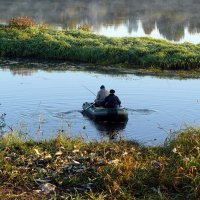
82,102,128,122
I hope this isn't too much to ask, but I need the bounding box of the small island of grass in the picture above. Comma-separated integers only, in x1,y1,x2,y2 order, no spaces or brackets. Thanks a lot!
0,17,200,73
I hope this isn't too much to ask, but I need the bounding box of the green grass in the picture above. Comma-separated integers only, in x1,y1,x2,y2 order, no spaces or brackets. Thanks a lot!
0,26,200,70
0,128,199,199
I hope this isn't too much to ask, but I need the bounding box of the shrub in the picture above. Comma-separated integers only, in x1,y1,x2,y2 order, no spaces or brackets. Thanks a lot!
77,24,92,32
9,16,36,29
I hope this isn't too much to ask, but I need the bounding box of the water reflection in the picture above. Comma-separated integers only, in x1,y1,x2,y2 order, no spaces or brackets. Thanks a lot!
83,114,128,140
0,58,138,78
55,109,127,140
9,68,37,76
0,59,38,76
0,0,200,42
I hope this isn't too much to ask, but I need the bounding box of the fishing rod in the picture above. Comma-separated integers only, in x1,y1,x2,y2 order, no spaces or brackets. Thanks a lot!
82,85,96,97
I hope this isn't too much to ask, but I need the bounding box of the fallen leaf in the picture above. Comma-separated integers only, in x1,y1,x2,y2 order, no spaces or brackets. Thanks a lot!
34,179,51,183
122,152,128,156
44,154,52,159
108,159,119,165
33,189,42,194
72,150,79,153
55,151,63,156
34,149,41,156
72,160,80,165
39,183,56,194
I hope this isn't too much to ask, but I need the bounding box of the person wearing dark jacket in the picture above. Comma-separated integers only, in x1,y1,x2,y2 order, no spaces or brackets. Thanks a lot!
103,89,121,108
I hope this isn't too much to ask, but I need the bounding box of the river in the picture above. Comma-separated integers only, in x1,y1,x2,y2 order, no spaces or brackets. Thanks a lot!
0,60,200,145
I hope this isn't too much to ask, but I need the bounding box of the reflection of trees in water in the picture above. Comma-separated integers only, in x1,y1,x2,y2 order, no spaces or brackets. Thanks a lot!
125,17,139,34
0,59,38,76
142,19,156,35
188,21,200,34
156,15,185,41
0,0,200,41
10,68,37,76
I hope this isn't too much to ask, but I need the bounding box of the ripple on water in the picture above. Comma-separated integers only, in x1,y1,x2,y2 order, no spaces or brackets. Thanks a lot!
1,62,200,145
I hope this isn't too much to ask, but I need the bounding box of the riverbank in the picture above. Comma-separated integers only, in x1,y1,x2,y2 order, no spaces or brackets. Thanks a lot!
0,26,200,71
0,128,199,199
2,57,200,79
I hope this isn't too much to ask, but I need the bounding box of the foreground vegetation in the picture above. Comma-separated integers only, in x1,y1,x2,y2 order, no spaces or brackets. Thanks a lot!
0,128,199,199
0,24,200,70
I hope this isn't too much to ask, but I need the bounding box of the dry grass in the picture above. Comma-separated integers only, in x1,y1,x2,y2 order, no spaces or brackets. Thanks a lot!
0,128,199,199
9,17,36,29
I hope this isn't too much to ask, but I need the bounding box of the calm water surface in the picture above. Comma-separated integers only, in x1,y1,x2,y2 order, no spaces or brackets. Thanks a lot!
1,62,200,145
0,0,200,43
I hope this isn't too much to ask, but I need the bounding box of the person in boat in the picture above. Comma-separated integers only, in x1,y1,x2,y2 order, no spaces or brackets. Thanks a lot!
103,89,121,108
95,85,109,106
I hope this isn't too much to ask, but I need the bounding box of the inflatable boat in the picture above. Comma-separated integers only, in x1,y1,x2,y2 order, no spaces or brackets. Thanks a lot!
82,102,128,122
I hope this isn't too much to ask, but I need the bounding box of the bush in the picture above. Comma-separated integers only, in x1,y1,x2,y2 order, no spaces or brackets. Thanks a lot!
9,16,36,29
77,24,92,32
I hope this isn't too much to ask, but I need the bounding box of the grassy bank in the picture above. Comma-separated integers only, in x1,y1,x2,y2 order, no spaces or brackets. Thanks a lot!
0,26,200,70
0,128,199,199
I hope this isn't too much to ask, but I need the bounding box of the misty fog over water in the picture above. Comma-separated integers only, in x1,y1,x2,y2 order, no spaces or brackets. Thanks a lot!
0,0,200,43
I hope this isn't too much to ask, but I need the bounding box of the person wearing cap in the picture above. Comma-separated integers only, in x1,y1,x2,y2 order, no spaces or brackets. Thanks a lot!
103,89,121,108
95,85,109,106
